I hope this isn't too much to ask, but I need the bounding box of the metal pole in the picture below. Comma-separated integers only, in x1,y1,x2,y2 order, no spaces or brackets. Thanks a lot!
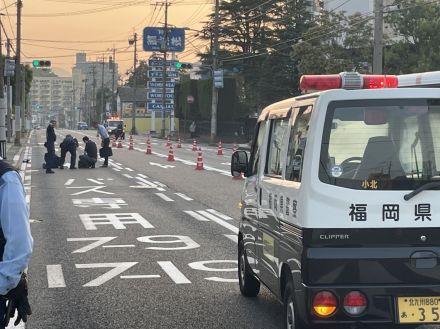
111,46,116,114
92,64,96,123
161,0,169,138
6,38,11,143
21,66,25,132
132,33,137,135
14,0,22,145
373,0,383,74
210,0,219,143
0,14,6,159
101,55,105,120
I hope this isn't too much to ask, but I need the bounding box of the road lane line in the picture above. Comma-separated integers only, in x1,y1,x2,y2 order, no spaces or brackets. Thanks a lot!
224,235,238,243
65,179,75,186
138,174,148,178
112,168,121,172
103,245,136,248
175,193,193,201
120,275,160,279
155,193,174,202
183,210,210,222
156,187,166,192
47,265,66,288
196,211,239,234
123,174,133,179
158,261,191,284
135,177,158,188
125,167,134,172
206,209,233,220
88,178,104,185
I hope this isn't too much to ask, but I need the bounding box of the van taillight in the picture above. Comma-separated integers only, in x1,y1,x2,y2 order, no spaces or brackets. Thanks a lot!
343,291,367,316
312,291,337,317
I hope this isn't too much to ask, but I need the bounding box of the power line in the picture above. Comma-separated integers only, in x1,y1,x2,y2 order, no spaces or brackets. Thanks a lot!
2,0,16,40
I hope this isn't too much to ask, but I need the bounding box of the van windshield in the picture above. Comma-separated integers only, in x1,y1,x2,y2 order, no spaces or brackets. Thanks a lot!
319,99,440,190
108,120,123,127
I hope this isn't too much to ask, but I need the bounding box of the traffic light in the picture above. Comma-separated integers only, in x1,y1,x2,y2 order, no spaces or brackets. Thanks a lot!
32,60,51,68
175,62,193,70
213,69,224,88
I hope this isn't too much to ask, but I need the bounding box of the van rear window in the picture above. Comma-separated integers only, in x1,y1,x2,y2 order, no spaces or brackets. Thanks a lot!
319,99,440,190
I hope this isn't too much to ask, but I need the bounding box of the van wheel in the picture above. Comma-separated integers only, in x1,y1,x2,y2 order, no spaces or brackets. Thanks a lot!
238,240,260,297
284,281,306,329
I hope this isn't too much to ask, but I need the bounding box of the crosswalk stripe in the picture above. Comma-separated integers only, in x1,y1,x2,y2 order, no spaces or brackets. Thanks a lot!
184,210,210,221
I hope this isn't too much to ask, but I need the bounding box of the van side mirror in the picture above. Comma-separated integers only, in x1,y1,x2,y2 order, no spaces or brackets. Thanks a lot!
231,150,248,177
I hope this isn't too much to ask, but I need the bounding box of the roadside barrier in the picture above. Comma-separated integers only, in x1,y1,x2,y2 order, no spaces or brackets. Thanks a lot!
167,145,175,161
128,135,134,150
217,141,223,155
195,148,204,170
145,137,152,155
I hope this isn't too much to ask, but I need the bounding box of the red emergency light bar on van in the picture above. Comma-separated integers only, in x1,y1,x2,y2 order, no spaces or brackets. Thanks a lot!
300,72,398,93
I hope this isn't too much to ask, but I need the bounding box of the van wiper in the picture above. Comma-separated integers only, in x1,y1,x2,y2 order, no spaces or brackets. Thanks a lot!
403,181,440,201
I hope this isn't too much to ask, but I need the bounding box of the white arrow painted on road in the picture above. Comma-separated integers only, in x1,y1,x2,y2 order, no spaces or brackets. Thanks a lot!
149,162,175,169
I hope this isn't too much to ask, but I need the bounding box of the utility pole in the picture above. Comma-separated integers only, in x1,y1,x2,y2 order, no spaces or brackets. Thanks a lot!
161,0,169,138
21,66,25,132
101,54,105,120
373,0,383,74
6,38,11,143
91,64,96,123
14,0,23,146
111,46,116,114
210,0,220,143
129,33,137,134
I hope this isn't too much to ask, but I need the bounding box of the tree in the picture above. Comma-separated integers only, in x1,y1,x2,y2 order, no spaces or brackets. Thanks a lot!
384,0,440,74
125,60,149,87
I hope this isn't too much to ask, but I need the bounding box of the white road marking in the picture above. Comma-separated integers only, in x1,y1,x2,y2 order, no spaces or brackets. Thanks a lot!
116,162,122,165
123,174,133,179
158,261,191,284
120,275,160,279
79,213,154,230
196,210,239,234
103,245,136,248
137,174,148,178
156,187,166,192
76,262,138,287
67,237,117,253
155,193,174,202
206,209,233,220
113,168,121,172
175,193,193,201
149,162,175,169
183,210,210,222
87,178,105,185
224,234,238,243
47,265,66,288
125,167,134,172
135,177,158,188
13,154,19,162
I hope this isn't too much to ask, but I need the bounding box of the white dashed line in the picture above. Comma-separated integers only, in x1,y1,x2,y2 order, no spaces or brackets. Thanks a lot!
155,193,174,202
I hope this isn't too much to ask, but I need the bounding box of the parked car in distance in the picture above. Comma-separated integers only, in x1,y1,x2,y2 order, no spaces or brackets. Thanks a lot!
77,122,88,130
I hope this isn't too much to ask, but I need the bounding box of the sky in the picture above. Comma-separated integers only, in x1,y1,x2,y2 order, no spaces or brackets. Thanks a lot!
1,0,212,77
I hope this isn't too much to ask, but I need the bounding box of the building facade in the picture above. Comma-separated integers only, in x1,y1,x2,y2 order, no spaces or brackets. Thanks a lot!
30,69,73,127
72,52,119,124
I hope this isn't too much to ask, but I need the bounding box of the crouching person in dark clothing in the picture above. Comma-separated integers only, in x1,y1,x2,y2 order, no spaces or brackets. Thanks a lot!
59,134,78,169
79,136,97,168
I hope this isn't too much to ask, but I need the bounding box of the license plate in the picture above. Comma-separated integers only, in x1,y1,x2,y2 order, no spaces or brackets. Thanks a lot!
397,297,440,323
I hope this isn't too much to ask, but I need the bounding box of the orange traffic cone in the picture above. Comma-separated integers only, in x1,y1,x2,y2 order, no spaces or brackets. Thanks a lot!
217,141,223,155
177,138,182,148
128,135,134,150
117,139,123,148
167,145,175,161
111,136,117,147
232,144,237,153
192,139,197,151
145,138,152,155
195,148,204,170
166,136,171,147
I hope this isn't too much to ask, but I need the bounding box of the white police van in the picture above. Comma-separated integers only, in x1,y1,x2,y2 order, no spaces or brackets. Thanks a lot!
231,71,440,329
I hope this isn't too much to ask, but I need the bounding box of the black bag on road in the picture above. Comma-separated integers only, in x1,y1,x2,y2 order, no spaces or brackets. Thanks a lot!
99,147,113,158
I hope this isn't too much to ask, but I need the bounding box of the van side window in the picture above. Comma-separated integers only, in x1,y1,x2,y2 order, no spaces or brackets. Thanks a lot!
249,122,266,176
265,118,290,177
285,106,313,182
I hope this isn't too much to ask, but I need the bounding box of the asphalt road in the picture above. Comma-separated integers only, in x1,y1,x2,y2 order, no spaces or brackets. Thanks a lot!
25,129,282,329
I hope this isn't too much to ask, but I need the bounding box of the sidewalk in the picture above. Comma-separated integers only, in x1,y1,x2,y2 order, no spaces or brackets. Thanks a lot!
3,134,30,168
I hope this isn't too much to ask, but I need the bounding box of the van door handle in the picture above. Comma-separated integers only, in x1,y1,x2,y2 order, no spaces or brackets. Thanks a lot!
410,251,438,269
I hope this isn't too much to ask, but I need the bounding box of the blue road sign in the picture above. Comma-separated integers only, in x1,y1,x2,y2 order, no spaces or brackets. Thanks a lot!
148,71,179,78
148,92,174,100
143,27,185,52
148,81,176,88
147,103,174,110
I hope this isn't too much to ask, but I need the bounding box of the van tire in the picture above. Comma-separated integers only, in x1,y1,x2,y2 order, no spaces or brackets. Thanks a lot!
283,281,306,329
238,240,260,297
